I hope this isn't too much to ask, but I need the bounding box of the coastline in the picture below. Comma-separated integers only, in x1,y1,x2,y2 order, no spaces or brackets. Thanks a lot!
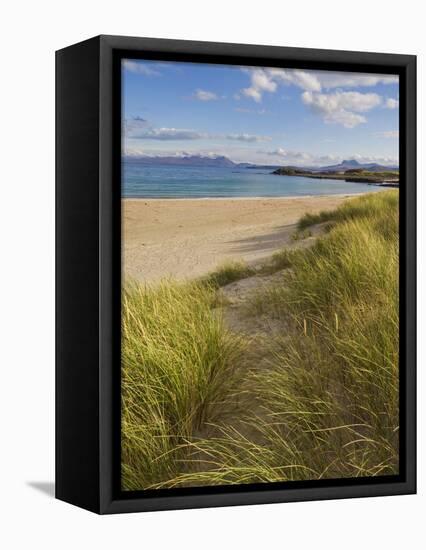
123,194,355,283
271,168,399,186
122,192,368,201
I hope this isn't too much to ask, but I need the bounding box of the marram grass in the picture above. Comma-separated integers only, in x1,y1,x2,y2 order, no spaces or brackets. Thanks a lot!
122,191,399,489
121,280,246,489
202,260,255,288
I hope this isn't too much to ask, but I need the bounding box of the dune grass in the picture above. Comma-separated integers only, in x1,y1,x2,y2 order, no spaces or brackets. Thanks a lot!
257,249,295,275
202,260,255,288
122,191,399,489
298,190,398,230
121,280,245,489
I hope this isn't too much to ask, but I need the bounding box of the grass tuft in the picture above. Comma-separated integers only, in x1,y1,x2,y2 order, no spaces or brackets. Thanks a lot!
298,190,398,230
202,260,255,288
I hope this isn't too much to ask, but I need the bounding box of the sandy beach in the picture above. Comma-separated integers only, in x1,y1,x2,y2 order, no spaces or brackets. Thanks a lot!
123,195,353,282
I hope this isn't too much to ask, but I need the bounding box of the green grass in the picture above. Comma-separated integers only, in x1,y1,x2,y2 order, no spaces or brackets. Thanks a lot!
256,249,295,276
298,190,398,230
298,210,333,230
122,191,399,488
121,280,245,490
201,260,255,288
344,169,399,178
256,192,400,478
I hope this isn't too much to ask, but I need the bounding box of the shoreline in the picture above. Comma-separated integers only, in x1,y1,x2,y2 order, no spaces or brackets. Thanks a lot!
122,192,377,202
123,194,356,283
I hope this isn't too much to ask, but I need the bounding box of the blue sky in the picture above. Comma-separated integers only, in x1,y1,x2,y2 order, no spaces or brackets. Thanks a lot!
122,59,399,166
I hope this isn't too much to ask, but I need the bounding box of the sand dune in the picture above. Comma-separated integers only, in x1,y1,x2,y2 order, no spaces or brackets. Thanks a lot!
123,195,352,283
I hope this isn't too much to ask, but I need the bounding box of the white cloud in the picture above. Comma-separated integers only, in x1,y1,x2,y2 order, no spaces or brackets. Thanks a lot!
302,90,382,128
123,60,161,76
348,153,398,165
316,154,340,163
385,98,399,109
262,148,398,166
123,147,145,157
240,68,321,103
242,87,262,102
251,71,277,91
127,126,208,140
241,69,277,102
193,89,219,101
124,118,270,142
226,133,271,143
267,148,312,161
303,90,382,113
238,67,398,104
268,68,322,92
375,130,399,138
314,72,398,90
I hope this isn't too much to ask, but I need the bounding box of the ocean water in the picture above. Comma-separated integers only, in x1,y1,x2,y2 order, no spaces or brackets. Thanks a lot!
122,162,384,199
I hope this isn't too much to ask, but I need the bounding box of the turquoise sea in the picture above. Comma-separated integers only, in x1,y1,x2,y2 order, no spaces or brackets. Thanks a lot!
122,161,383,199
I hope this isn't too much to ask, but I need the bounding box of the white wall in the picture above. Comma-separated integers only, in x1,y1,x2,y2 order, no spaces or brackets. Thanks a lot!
1,1,423,548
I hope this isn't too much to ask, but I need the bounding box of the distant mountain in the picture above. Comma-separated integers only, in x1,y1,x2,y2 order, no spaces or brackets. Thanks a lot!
125,154,237,168
238,159,398,172
316,159,398,172
124,155,398,172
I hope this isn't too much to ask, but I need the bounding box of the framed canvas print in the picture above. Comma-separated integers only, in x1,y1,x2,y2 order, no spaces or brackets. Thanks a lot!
56,35,416,514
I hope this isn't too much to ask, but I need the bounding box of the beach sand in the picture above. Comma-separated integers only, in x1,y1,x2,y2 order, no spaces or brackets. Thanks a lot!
123,195,352,283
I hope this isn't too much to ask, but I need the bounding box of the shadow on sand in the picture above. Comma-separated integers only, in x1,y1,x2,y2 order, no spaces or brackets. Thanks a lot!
226,223,297,254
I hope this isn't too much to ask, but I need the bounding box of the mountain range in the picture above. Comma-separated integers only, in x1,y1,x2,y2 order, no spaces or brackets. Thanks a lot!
315,159,399,172
124,154,398,172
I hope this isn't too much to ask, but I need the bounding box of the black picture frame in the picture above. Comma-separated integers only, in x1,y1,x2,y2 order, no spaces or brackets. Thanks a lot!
56,35,416,514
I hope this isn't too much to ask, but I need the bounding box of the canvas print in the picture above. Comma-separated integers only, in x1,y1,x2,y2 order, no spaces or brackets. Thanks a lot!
121,59,399,491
